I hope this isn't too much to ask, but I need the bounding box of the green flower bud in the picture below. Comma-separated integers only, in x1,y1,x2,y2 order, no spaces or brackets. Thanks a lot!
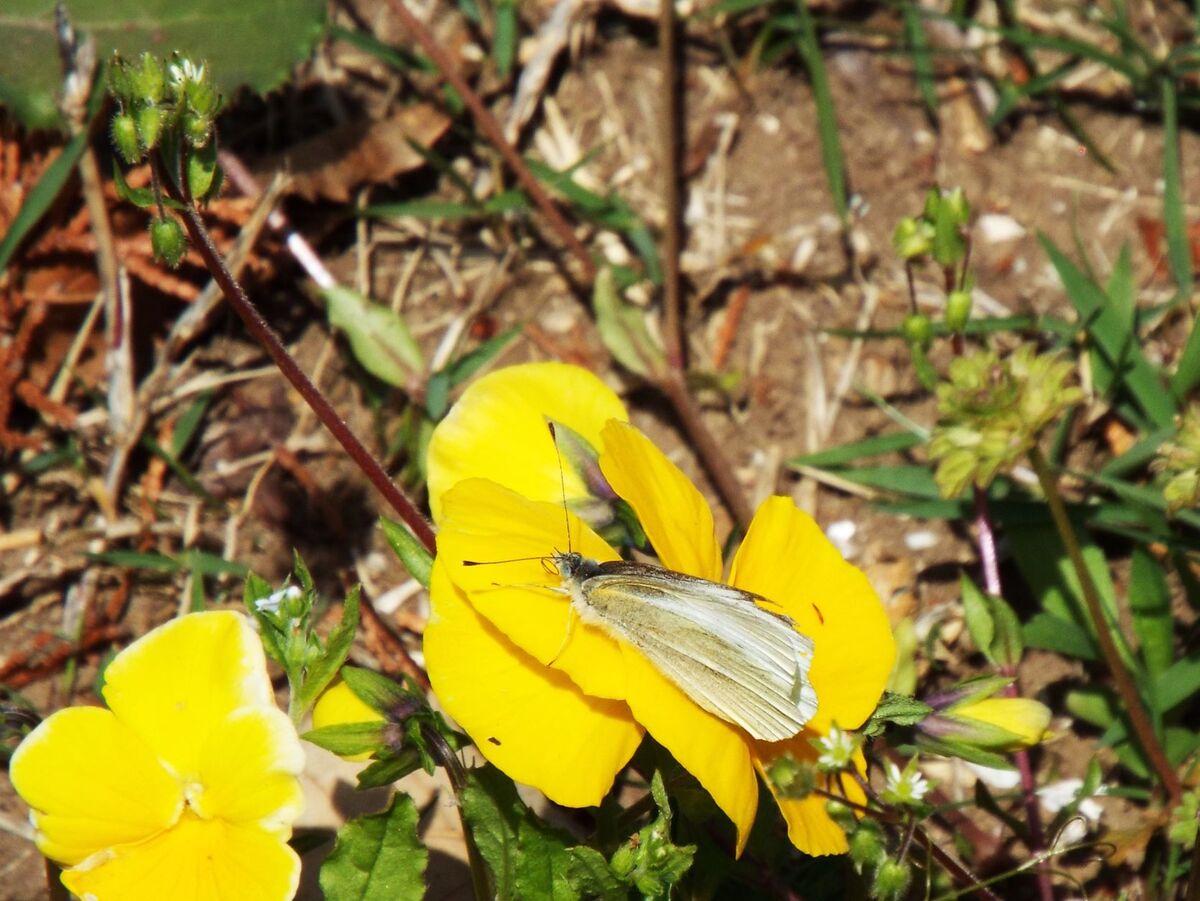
928,344,1082,497
848,820,886,872
136,105,164,152
185,79,221,117
941,187,970,225
131,52,166,105
872,858,912,901
893,216,934,260
107,58,133,104
902,312,933,350
945,289,972,332
824,799,858,833
149,216,186,268
110,112,141,164
922,187,941,221
1153,405,1200,514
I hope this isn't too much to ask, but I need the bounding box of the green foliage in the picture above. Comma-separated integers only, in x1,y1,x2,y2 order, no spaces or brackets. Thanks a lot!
0,0,324,129
319,793,427,901
243,554,360,724
593,267,666,379
380,519,434,588
1153,406,1200,514
608,772,697,898
960,573,1023,669
322,286,424,388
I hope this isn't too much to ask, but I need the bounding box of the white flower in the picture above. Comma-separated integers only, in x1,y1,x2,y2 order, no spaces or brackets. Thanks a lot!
168,58,206,87
883,759,929,806
814,724,858,772
255,585,302,614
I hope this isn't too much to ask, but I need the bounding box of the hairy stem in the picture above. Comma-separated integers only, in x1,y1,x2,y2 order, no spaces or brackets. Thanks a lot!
1028,446,1182,804
169,177,437,554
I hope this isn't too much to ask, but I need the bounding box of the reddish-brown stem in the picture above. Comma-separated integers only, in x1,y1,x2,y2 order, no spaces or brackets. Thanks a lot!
168,174,437,555
1028,447,1182,804
384,0,595,283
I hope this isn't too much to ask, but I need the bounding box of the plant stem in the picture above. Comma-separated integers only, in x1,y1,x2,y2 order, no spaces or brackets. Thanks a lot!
384,0,596,283
1028,446,1182,804
972,487,1054,901
655,0,753,530
170,185,437,555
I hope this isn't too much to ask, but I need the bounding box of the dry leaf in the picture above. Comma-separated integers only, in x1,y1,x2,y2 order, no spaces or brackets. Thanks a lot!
265,104,452,202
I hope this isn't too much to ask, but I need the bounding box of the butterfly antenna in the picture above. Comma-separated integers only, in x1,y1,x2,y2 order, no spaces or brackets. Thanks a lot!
548,422,572,553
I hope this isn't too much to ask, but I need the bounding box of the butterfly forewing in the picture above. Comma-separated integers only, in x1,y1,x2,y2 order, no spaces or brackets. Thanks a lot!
570,561,817,742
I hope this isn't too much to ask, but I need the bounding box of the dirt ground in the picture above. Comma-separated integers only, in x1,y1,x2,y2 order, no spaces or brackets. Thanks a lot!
1,1,1195,897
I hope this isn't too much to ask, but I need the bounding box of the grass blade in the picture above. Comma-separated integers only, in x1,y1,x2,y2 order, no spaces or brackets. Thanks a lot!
793,0,849,225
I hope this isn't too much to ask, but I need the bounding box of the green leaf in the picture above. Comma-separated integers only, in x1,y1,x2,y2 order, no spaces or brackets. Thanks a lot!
186,136,221,203
293,588,361,719
341,665,414,717
788,429,925,468
303,722,389,757
1065,685,1118,730
322,286,423,387
1129,546,1174,681
423,324,524,419
593,267,665,379
793,0,848,225
319,793,427,901
861,691,933,736
960,573,1023,668
1022,613,1098,661
493,0,518,79
0,1,325,129
380,518,434,588
827,464,942,499
1039,234,1174,429
0,72,105,270
1156,654,1200,714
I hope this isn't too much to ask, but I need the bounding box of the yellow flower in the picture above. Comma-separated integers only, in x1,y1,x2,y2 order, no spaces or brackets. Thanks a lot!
11,611,305,901
425,363,895,855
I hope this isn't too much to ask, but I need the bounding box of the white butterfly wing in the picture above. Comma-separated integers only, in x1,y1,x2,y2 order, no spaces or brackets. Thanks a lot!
572,565,817,742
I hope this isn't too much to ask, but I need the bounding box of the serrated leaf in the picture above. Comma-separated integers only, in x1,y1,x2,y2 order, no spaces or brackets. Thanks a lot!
380,518,433,588
319,793,426,901
0,0,325,130
323,286,423,387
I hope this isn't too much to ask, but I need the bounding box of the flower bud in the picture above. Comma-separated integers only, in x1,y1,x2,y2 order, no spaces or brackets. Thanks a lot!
902,312,933,350
149,216,186,268
893,216,933,260
110,112,141,164
945,288,972,332
136,105,164,152
872,858,912,901
848,820,886,872
131,52,165,105
182,111,212,148
824,799,857,833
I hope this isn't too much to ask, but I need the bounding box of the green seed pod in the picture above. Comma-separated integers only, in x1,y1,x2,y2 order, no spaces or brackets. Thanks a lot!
848,821,886,872
872,858,912,901
132,52,166,105
945,289,973,333
902,312,933,350
149,216,186,269
136,105,164,151
182,111,212,148
110,112,141,164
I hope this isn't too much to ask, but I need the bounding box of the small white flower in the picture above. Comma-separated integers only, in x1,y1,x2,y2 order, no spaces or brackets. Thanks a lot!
883,759,929,806
168,58,206,87
255,584,302,614
815,724,857,772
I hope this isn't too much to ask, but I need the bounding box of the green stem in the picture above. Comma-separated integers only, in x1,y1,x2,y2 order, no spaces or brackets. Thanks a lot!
1028,446,1182,805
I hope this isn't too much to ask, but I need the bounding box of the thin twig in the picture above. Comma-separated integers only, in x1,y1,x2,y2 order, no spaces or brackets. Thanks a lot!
167,175,437,554
655,0,753,529
383,0,596,282
1028,446,1182,804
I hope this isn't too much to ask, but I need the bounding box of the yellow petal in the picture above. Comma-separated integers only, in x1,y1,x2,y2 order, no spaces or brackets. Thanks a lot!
62,812,300,901
955,697,1051,746
11,706,182,866
425,561,644,808
101,611,277,779
730,497,894,733
438,478,629,700
598,421,722,582
755,739,866,856
620,650,758,855
190,706,304,829
427,362,629,521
